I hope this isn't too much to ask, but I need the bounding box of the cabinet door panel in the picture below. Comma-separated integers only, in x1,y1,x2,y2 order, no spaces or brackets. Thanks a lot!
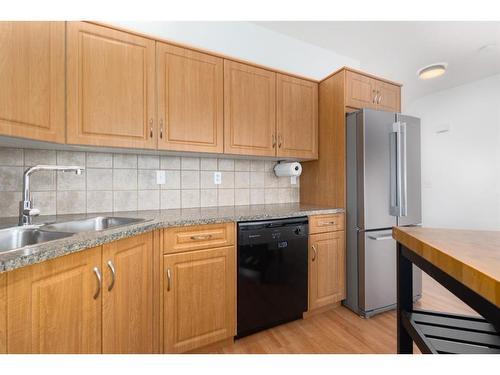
345,70,377,110
157,43,223,153
163,246,235,353
102,232,154,354
0,22,65,142
0,273,5,354
224,60,276,157
376,81,401,112
67,22,156,149
277,74,318,159
309,231,345,310
7,247,102,354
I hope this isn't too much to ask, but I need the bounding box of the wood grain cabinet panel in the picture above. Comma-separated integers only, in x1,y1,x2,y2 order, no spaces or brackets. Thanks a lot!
66,22,156,149
224,60,276,157
157,43,224,153
375,81,401,112
0,273,6,354
345,70,377,110
0,21,65,143
277,74,318,159
6,247,102,354
309,231,346,311
164,222,235,254
163,246,236,353
102,232,154,354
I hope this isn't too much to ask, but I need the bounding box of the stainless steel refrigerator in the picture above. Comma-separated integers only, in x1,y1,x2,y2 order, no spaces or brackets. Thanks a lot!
344,109,422,318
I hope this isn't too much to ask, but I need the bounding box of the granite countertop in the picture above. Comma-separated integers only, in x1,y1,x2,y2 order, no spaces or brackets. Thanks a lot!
0,203,343,273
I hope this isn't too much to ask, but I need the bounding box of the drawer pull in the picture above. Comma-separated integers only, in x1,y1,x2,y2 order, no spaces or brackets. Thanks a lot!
166,268,172,291
190,234,213,241
319,221,336,226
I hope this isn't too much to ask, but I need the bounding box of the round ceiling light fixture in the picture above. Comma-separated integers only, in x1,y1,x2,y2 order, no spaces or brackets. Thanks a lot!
417,63,448,80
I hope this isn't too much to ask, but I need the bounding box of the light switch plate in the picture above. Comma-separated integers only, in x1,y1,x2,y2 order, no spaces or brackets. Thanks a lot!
214,171,222,185
156,170,166,185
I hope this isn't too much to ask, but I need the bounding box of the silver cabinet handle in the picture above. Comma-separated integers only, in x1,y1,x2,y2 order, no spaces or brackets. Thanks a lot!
160,119,164,139
311,244,317,261
377,91,382,104
107,260,116,292
190,234,212,241
372,89,377,104
166,268,172,292
319,221,336,226
93,267,102,300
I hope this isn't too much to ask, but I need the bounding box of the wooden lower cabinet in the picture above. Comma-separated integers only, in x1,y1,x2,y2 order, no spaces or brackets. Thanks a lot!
0,273,6,354
308,230,346,311
7,247,102,354
102,232,155,354
163,246,236,353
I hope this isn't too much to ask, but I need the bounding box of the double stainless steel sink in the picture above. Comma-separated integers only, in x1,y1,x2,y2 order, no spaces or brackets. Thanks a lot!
0,216,146,254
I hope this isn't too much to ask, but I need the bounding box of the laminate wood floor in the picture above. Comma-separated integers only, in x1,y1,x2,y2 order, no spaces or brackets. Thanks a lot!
209,273,478,354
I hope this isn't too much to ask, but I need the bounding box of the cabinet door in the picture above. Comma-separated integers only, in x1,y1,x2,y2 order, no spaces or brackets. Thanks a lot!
67,22,156,149
0,273,5,354
224,60,276,157
376,81,401,112
7,247,102,353
102,232,154,353
157,43,223,153
277,74,318,159
309,231,346,311
0,22,65,143
163,246,236,353
345,70,377,110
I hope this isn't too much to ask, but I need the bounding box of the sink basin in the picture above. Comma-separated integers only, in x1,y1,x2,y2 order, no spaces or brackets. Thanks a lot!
0,227,74,253
41,216,146,233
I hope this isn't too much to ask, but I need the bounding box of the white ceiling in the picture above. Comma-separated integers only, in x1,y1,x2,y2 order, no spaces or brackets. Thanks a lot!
254,21,500,105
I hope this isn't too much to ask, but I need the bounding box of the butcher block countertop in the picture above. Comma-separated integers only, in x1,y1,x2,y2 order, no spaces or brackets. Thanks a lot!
393,226,500,308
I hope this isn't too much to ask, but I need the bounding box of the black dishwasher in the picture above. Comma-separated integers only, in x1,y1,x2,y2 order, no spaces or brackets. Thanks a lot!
237,217,308,338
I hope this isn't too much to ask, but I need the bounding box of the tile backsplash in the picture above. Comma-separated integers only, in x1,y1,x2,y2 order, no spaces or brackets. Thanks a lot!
0,148,300,217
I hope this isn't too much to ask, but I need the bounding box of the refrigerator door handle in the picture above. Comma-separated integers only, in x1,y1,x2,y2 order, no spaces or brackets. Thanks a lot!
390,122,402,216
367,234,394,241
400,122,408,216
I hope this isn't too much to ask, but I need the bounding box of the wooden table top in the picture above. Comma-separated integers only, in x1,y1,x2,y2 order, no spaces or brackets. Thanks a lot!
393,226,500,308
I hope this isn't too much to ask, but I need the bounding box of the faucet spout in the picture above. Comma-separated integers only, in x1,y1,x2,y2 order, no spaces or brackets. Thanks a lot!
19,164,85,225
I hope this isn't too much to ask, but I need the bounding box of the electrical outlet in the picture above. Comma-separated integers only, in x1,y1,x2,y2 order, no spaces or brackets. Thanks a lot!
156,170,166,185
214,171,222,185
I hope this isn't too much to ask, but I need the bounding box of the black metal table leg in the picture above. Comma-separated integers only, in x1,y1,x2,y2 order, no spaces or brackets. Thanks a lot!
397,243,414,353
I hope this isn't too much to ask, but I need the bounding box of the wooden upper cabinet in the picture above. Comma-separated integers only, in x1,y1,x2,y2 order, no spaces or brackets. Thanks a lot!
163,246,236,353
66,22,156,149
157,43,224,153
309,231,346,311
224,60,276,157
345,70,377,110
0,22,65,143
375,80,401,112
277,74,318,159
7,247,102,354
102,232,154,354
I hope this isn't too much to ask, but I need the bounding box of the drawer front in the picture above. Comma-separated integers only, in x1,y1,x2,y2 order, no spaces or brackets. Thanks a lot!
164,222,235,254
309,214,344,234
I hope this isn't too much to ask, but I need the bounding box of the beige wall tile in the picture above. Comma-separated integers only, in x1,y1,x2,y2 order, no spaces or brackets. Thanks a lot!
0,166,23,191
235,172,250,188
138,190,160,210
138,169,159,190
113,154,137,169
0,191,21,217
0,148,23,166
57,170,86,191
235,189,250,206
250,188,265,205
86,169,112,191
160,156,180,170
161,190,181,209
138,155,159,169
87,191,112,213
201,157,218,171
113,191,138,212
181,157,200,170
278,188,292,203
31,191,56,215
220,171,234,189
24,149,56,166
200,171,217,189
86,152,113,168
235,160,250,171
113,169,137,190
181,189,200,208
181,170,200,189
250,172,265,188
57,151,85,166
264,188,279,204
30,170,56,192
201,189,217,207
218,159,234,171
162,170,180,190
250,160,265,172
57,191,86,214
218,189,234,206
264,172,279,188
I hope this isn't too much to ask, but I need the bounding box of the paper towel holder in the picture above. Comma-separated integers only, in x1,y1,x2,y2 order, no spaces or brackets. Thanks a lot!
273,161,302,185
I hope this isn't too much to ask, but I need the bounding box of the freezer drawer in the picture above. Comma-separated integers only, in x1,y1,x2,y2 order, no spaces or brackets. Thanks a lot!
360,229,421,315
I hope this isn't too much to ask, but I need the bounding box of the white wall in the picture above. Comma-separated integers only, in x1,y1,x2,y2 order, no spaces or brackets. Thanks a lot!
109,21,359,80
407,74,500,230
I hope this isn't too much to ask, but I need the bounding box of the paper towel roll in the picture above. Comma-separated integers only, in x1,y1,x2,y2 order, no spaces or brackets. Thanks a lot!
274,162,302,177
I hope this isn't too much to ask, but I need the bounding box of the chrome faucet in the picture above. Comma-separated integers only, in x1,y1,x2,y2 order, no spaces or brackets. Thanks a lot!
19,164,85,225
